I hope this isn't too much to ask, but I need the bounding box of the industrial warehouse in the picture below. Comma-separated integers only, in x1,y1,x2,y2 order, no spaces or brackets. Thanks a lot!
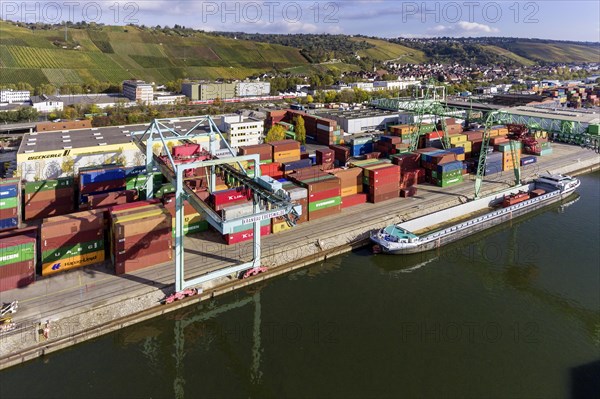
0,88,599,370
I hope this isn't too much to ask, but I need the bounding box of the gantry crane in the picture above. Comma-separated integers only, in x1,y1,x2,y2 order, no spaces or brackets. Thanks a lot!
132,116,302,292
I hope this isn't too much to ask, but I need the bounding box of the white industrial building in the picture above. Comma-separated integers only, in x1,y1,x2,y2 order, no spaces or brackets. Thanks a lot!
32,99,64,113
349,82,375,92
373,80,421,91
236,81,271,97
151,93,186,105
0,89,31,104
122,80,153,103
219,114,264,149
317,109,400,134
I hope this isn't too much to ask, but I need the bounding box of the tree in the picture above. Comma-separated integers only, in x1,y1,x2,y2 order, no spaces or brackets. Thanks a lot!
265,125,286,143
306,94,314,104
294,116,306,144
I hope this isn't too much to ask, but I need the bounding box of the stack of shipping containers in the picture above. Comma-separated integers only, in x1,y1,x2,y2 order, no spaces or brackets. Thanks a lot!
315,148,334,169
23,178,74,221
392,153,424,197
41,210,105,276
0,178,20,231
272,182,308,234
270,140,301,164
110,203,172,275
0,235,36,292
79,165,129,210
329,168,367,209
289,172,341,221
163,196,209,235
497,141,522,171
361,163,401,203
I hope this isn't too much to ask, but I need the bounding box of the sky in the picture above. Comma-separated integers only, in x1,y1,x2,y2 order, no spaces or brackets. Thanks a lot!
1,1,599,42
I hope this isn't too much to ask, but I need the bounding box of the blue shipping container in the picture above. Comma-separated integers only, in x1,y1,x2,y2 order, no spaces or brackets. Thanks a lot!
125,166,159,177
0,217,18,230
0,185,18,199
282,159,312,172
446,147,465,155
437,161,464,173
80,168,126,185
521,156,537,166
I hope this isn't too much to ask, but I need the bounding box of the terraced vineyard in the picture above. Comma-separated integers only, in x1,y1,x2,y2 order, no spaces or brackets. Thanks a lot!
0,20,309,87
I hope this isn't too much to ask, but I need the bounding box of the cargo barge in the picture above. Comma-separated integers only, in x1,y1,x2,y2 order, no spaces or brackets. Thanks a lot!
370,174,581,254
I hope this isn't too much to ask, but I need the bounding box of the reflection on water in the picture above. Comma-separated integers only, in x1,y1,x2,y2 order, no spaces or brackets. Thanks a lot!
0,173,598,399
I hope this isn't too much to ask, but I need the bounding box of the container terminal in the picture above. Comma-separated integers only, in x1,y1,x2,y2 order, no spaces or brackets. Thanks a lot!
0,94,599,369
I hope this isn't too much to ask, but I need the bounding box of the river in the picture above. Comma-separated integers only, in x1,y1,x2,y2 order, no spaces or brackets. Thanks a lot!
1,172,599,398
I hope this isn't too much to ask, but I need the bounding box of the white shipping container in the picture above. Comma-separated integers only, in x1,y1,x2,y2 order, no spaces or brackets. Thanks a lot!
317,123,333,132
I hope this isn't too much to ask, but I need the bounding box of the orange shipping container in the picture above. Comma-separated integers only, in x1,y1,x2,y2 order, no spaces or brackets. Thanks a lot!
42,250,105,276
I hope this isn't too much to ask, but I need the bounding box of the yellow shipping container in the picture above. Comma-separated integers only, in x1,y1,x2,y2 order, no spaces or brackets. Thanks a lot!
452,141,472,152
341,186,359,197
113,208,167,224
215,184,229,191
272,220,292,234
274,149,301,161
42,250,105,276
456,154,465,161
449,134,468,144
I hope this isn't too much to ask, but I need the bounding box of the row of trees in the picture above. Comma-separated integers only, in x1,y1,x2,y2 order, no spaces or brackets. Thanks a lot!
0,81,122,96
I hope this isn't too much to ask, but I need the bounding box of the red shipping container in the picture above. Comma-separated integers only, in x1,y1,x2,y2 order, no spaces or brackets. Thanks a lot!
109,199,161,213
115,236,172,263
0,226,37,241
0,260,35,292
341,193,368,209
368,182,400,195
42,228,103,251
114,228,172,252
364,165,401,179
369,190,399,203
210,187,252,211
224,224,271,245
370,174,401,187
259,162,281,177
308,205,341,221
25,203,74,221
309,187,342,202
88,189,138,209
24,187,74,204
115,249,172,275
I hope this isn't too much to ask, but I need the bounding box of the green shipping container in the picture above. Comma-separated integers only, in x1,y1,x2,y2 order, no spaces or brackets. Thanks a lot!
431,170,462,180
0,242,35,267
176,220,210,235
154,183,175,198
436,175,464,187
0,197,18,210
587,124,599,135
42,239,105,264
309,196,342,212
25,178,73,194
229,219,270,234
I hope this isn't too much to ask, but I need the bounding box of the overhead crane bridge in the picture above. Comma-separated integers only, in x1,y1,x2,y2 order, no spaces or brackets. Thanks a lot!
372,86,599,198
132,116,301,292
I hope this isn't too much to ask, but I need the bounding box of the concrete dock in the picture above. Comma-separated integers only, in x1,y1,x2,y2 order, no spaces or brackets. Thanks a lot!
0,143,598,369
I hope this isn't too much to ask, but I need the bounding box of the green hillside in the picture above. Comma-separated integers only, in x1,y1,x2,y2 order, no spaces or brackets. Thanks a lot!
0,21,308,87
481,45,536,66
351,37,427,63
501,41,599,63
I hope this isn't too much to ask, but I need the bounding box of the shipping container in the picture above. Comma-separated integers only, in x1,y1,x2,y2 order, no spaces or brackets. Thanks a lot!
0,260,35,292
42,250,105,276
